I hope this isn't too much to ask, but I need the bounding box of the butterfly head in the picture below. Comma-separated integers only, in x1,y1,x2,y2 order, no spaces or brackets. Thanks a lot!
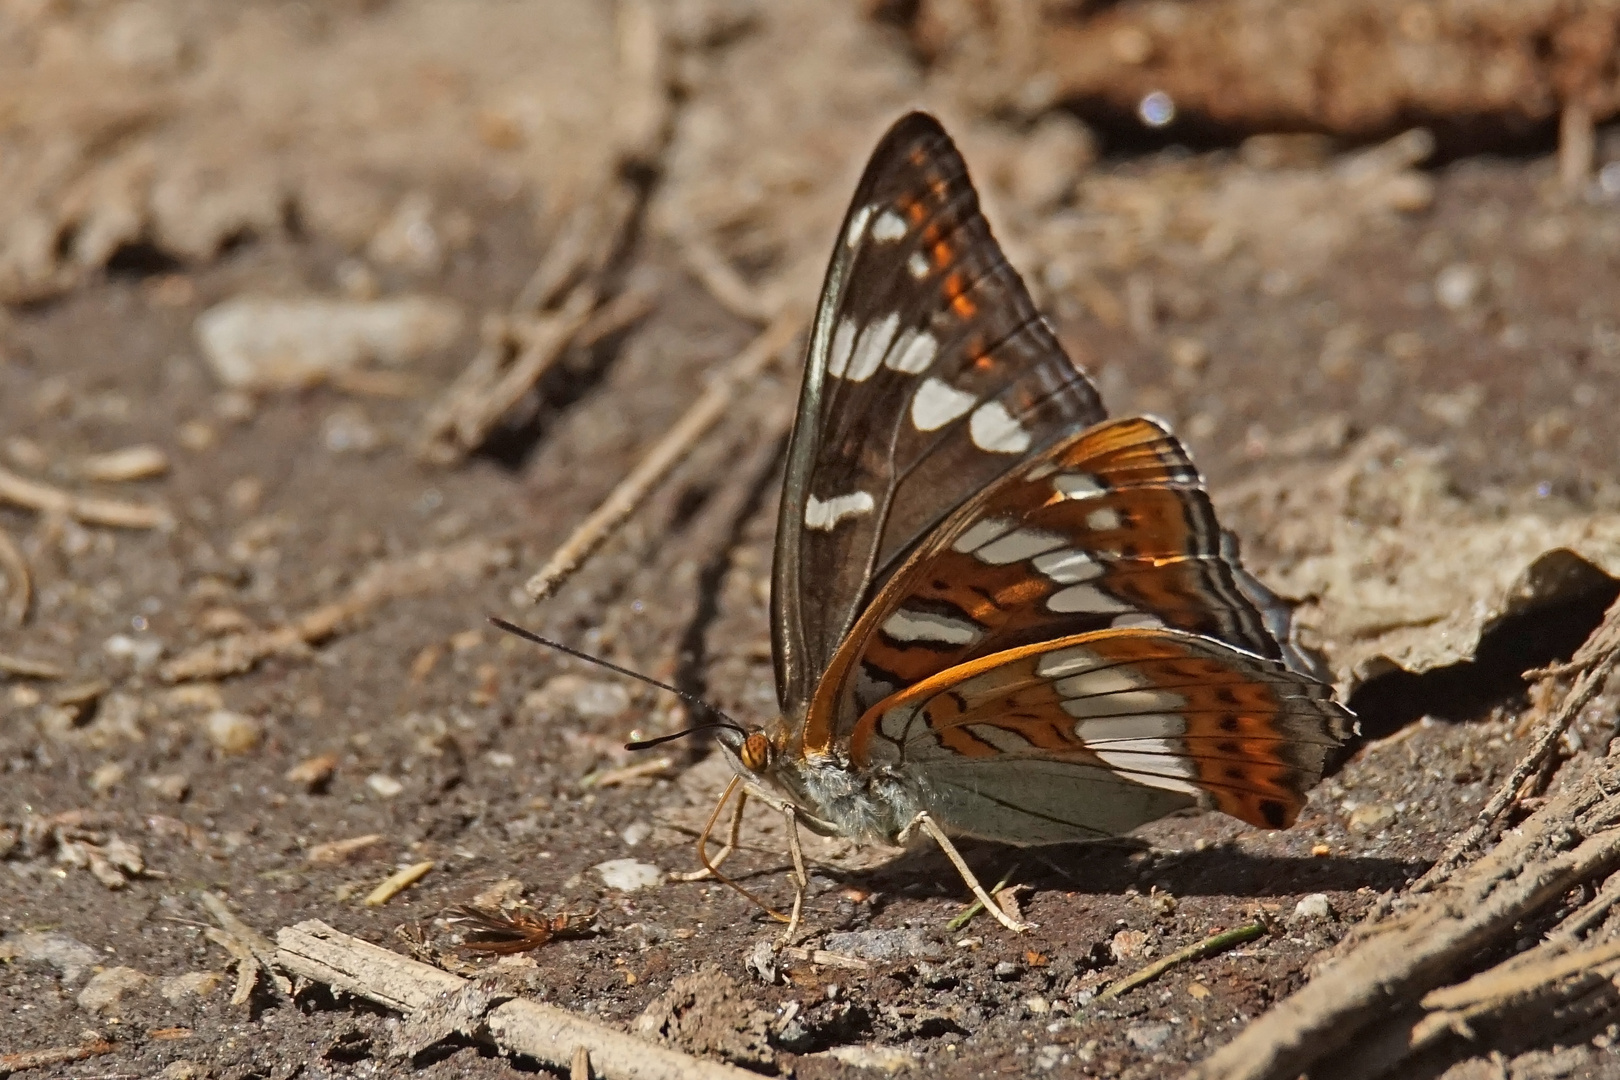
737,730,772,772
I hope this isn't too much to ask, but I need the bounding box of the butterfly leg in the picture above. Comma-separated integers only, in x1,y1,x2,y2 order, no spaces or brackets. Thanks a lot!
673,782,749,882
779,805,810,945
900,811,1032,934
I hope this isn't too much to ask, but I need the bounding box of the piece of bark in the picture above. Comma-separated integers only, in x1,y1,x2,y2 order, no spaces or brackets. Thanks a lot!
1183,752,1620,1080
275,919,764,1080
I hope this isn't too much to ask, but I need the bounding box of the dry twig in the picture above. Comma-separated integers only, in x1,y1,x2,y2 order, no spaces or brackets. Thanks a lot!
524,312,802,602
418,0,672,465
1096,922,1265,1004
1183,757,1620,1080
0,652,64,679
1412,596,1620,894
0,463,173,529
364,861,435,907
200,891,291,1002
678,233,782,325
0,1036,116,1076
275,919,765,1079
159,537,511,682
0,524,30,626
417,284,599,463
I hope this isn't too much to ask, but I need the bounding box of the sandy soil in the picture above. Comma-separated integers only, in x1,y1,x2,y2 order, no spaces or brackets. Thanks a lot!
5,2,1620,1078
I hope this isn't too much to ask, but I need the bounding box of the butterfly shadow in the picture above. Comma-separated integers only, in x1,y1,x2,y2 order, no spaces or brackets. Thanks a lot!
851,836,1423,906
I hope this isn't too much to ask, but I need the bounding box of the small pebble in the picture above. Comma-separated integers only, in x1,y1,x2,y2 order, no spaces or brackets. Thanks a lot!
78,967,151,1013
824,928,946,962
1434,263,1481,311
593,858,663,892
1125,1021,1173,1052
205,709,261,754
88,762,127,792
1111,928,1149,961
994,960,1022,980
285,753,338,791
158,971,223,1004
1292,893,1335,922
1347,803,1398,834
366,773,404,799
104,633,164,672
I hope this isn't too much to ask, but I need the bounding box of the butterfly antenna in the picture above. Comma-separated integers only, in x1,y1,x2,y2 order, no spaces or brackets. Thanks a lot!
487,617,749,749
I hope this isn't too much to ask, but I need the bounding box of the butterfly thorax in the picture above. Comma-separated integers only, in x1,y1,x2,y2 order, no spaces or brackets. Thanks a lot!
719,722,922,847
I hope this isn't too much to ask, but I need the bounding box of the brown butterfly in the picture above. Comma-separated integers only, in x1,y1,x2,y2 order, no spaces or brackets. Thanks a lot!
509,112,1352,936
675,112,1351,934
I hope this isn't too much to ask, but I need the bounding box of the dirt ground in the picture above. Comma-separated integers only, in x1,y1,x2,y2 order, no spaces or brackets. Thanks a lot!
6,2,1620,1078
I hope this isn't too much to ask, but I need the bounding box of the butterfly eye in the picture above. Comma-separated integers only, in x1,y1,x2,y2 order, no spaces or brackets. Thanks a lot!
739,733,771,772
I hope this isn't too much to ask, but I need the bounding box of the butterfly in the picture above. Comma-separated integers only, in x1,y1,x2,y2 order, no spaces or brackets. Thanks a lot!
637,111,1357,935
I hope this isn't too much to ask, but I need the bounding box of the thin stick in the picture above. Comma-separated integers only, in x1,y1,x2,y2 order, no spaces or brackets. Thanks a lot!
523,312,801,602
276,919,763,1080
0,652,64,679
0,524,30,626
160,537,510,682
200,891,292,997
903,812,1031,933
0,1037,116,1075
678,234,780,325
1183,753,1620,1080
946,871,1015,932
1412,600,1620,893
0,464,173,529
1095,922,1266,1003
364,861,435,906
1560,99,1595,192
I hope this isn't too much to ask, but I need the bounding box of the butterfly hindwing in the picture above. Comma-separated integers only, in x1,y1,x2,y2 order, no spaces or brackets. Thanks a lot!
850,628,1352,842
773,113,1106,717
806,416,1290,743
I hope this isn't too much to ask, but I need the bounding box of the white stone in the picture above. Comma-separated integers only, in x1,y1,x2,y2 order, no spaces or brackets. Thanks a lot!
195,296,462,391
1292,893,1335,922
594,858,663,892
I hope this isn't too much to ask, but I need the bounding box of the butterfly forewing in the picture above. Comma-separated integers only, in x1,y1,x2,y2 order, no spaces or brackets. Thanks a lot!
773,113,1106,717
850,628,1351,843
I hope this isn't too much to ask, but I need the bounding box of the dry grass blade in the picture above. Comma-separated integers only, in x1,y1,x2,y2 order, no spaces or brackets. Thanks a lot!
524,311,802,602
0,463,173,529
0,523,31,626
